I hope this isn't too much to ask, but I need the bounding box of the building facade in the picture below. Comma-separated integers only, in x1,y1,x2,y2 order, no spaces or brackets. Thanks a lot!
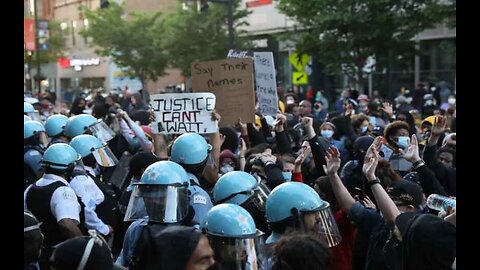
239,0,456,97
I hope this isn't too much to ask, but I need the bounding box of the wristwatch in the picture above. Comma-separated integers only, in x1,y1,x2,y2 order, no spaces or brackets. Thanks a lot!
367,178,381,187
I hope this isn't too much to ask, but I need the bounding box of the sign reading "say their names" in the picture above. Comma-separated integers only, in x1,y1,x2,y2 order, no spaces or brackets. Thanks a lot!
150,92,218,134
253,52,278,116
191,58,255,125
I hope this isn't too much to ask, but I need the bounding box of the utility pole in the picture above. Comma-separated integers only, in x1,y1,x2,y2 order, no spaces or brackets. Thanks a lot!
33,0,42,94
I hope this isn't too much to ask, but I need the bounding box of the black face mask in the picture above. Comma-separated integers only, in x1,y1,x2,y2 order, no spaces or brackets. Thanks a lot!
82,154,97,168
63,165,75,182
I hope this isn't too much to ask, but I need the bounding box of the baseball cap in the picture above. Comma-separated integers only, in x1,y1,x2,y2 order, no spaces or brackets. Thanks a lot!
50,231,126,270
386,180,424,209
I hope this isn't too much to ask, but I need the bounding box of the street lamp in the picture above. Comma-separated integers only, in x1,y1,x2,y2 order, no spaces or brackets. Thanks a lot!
206,0,234,50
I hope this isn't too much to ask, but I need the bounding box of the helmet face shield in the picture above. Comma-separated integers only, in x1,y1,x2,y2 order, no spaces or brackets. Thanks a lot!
27,111,42,122
241,180,270,212
91,145,118,167
38,131,49,147
302,205,342,247
124,186,148,221
89,120,115,143
208,235,266,270
127,185,189,223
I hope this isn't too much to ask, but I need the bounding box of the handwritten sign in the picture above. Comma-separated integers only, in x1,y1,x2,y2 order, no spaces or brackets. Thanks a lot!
253,52,278,116
149,93,217,134
191,58,255,124
227,49,253,59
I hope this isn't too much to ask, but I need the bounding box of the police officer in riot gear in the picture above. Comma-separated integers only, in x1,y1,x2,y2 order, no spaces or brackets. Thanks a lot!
69,134,120,238
24,143,86,269
24,120,49,189
24,102,42,122
170,133,214,226
213,171,271,236
116,161,194,268
202,203,266,270
265,182,342,247
44,114,69,145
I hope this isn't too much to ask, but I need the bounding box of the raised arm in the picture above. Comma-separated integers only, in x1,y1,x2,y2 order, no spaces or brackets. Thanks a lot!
324,146,356,212
363,137,400,225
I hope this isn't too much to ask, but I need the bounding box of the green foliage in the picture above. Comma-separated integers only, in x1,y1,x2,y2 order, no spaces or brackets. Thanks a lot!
80,2,168,86
163,0,251,76
277,0,455,84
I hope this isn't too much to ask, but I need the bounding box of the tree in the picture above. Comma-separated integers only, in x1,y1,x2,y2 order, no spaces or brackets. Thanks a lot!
163,0,251,77
24,20,67,66
80,2,168,88
277,0,455,89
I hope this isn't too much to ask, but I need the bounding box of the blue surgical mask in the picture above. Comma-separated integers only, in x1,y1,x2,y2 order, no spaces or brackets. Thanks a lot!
360,126,368,134
396,136,410,149
282,171,292,182
220,164,234,174
321,130,334,139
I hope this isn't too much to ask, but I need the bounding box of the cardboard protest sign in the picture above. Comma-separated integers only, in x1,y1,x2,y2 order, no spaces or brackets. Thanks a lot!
191,58,255,125
149,92,217,134
253,52,278,116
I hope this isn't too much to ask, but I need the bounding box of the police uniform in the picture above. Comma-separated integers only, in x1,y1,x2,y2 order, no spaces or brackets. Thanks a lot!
24,145,44,189
187,173,213,227
24,174,84,268
116,218,148,267
69,165,111,235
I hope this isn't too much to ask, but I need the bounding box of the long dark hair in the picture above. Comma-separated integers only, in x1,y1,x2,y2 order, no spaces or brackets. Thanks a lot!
70,97,86,115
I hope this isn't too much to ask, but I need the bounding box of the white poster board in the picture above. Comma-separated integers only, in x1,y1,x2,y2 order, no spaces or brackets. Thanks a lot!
149,92,217,134
253,52,278,116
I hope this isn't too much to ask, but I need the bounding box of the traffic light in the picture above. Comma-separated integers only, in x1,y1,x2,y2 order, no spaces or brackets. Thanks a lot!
100,0,109,9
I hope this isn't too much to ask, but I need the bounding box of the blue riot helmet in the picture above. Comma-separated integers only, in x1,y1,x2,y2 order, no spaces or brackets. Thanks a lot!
202,204,265,270
70,134,118,167
64,114,115,143
214,171,270,210
170,133,212,170
24,102,42,122
125,161,190,223
24,115,32,122
42,143,81,171
265,182,342,247
44,114,68,138
24,120,49,147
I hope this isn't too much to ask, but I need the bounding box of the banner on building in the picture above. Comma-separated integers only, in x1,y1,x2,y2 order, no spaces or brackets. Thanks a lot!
24,19,36,51
253,52,278,116
150,92,218,134
191,58,255,125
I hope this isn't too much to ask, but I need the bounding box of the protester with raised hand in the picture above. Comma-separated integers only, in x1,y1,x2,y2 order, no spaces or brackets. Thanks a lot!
422,115,456,196
399,134,447,197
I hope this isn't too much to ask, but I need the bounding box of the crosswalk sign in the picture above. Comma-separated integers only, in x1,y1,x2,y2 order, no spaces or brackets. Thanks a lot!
293,72,308,85
289,53,310,71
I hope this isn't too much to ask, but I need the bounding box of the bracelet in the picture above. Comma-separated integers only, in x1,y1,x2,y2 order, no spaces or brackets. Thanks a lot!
239,156,245,159
412,160,423,167
413,160,425,170
367,178,381,187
